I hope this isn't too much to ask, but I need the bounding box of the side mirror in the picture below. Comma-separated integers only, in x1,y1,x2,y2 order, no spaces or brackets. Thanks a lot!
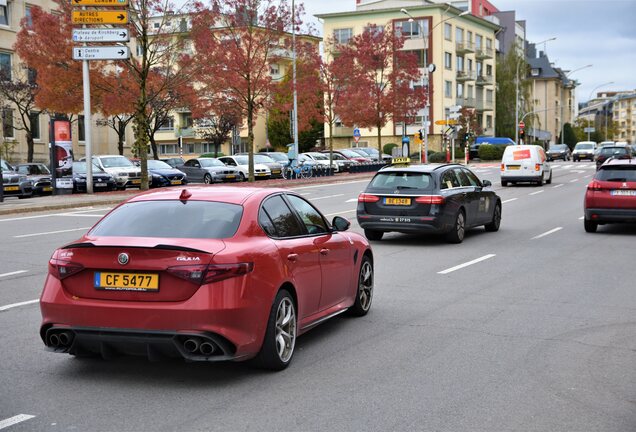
332,216,350,232
482,179,492,187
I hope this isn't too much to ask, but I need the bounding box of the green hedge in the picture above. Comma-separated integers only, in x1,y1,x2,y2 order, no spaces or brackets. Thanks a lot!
383,143,397,155
429,152,447,163
478,144,508,161
200,152,225,158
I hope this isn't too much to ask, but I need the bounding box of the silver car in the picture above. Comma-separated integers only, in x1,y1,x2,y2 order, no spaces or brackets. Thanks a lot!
237,153,284,178
1,160,33,199
177,158,240,183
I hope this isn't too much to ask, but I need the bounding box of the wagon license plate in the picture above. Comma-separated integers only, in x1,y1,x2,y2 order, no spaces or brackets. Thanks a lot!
272,170,281,174
257,173,268,176
385,197,411,206
507,165,520,170
131,179,141,185
170,180,182,185
226,175,235,179
95,183,106,187
611,190,636,196
94,272,159,292
43,186,53,192
4,186,19,191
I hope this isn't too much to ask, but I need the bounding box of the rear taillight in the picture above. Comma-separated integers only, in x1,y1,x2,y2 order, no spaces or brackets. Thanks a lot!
48,258,84,280
415,195,445,205
167,263,253,285
535,164,541,171
500,163,505,171
587,180,604,191
358,193,380,203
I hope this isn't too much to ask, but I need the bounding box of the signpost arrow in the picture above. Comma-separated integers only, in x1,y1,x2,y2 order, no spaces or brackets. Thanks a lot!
72,10,129,24
73,46,130,60
72,28,130,42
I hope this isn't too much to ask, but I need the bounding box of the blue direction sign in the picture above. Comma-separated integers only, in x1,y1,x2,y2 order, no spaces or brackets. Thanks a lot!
353,128,361,138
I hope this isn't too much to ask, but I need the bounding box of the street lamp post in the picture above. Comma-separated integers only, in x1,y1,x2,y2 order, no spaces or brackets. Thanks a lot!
560,64,592,145
401,7,468,163
586,81,614,141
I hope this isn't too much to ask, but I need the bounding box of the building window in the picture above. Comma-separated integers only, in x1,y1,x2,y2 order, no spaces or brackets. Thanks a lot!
445,80,452,98
0,3,9,26
444,23,452,41
456,83,464,98
159,116,174,130
2,108,13,138
486,64,493,76
486,38,492,49
25,5,33,28
160,144,177,154
486,115,492,128
0,52,11,80
467,58,473,73
467,31,472,44
180,113,193,128
404,50,426,68
29,112,40,140
476,61,483,76
444,52,452,69
136,45,144,56
27,67,36,85
363,25,383,36
153,22,160,29
334,28,353,45
270,64,280,75
475,34,483,50
456,56,464,72
455,27,463,43
396,19,428,39
78,115,85,141
486,89,494,102
467,85,473,99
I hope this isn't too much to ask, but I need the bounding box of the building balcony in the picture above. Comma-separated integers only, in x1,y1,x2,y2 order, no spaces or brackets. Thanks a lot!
456,70,476,82
475,47,494,59
476,99,494,111
476,75,494,86
332,126,354,137
456,97,475,108
455,41,474,54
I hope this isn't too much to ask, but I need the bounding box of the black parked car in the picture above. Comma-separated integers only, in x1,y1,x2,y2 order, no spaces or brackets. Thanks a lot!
160,157,186,168
546,144,571,161
147,159,188,187
357,163,501,243
72,161,116,193
15,163,53,195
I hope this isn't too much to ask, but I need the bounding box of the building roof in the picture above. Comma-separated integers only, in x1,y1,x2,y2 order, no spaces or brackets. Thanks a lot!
527,54,560,79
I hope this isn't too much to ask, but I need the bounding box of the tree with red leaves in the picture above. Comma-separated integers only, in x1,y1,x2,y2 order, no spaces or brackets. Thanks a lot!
191,0,298,182
335,24,423,156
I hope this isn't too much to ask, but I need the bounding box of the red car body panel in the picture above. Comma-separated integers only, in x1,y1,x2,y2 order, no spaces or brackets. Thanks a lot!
584,160,636,224
40,186,371,361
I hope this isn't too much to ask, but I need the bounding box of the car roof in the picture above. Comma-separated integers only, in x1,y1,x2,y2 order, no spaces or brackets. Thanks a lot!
128,186,287,206
603,158,635,167
377,163,463,174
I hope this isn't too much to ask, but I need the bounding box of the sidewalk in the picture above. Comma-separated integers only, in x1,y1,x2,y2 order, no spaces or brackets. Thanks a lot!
0,171,377,216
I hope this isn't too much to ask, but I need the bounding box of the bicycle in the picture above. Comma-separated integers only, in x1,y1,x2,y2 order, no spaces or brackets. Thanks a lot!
282,159,313,179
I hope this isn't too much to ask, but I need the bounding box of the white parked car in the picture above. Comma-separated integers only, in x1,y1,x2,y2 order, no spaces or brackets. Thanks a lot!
301,152,340,172
500,145,552,186
83,155,142,190
217,155,271,181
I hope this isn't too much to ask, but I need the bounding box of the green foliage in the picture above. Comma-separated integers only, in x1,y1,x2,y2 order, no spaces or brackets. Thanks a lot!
383,143,397,155
429,152,447,163
562,123,577,149
478,144,508,161
299,120,323,152
495,43,532,138
200,152,225,158
267,117,292,150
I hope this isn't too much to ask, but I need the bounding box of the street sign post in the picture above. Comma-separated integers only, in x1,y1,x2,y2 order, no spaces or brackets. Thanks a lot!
72,28,130,42
353,128,361,145
584,127,595,133
72,0,129,5
435,119,458,126
72,10,128,24
73,46,130,60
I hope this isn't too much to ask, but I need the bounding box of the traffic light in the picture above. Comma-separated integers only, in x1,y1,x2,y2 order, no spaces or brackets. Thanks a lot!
418,130,423,141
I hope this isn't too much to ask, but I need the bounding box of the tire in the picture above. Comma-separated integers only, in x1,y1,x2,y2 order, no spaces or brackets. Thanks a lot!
537,176,544,186
348,255,373,317
484,202,501,232
546,171,552,185
301,166,312,179
445,210,466,243
584,218,598,233
238,172,246,182
501,180,508,187
282,167,293,180
364,229,383,241
203,174,213,184
253,289,297,371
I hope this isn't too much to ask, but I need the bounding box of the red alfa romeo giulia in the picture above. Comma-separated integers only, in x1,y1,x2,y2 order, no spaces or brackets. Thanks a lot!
40,186,373,370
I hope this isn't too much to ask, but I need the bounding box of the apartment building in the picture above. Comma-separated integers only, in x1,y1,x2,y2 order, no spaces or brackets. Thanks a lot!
611,92,636,143
318,0,499,150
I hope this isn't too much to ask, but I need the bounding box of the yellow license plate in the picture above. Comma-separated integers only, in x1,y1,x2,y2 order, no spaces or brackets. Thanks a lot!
43,186,52,192
170,180,182,185
272,170,281,174
226,175,235,179
507,165,520,170
385,197,411,206
4,186,19,191
257,173,268,176
131,179,141,184
94,272,159,292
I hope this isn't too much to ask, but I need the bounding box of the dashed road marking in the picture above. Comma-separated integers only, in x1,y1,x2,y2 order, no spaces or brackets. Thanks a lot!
502,198,518,204
529,190,544,195
311,194,345,201
0,299,38,312
552,184,564,188
532,227,563,239
346,198,358,203
0,270,27,278
0,414,35,430
14,227,91,238
579,216,584,220
438,254,496,275
570,178,579,183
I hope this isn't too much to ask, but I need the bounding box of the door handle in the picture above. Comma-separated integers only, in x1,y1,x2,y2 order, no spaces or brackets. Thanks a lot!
320,248,329,255
287,253,298,262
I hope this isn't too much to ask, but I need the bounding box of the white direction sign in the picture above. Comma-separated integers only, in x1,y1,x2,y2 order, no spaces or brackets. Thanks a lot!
73,46,130,60
72,28,130,43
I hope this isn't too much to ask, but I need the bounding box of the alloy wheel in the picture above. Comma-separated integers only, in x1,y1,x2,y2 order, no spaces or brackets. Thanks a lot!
358,260,373,312
275,298,296,363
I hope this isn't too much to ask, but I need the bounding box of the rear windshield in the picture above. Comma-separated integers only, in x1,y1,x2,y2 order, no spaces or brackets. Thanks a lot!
369,171,433,191
575,143,594,150
599,147,628,157
549,145,567,151
595,166,636,182
90,201,243,239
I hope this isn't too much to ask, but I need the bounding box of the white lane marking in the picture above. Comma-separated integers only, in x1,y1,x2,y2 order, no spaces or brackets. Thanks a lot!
570,170,585,174
0,414,36,430
552,184,564,188
14,227,91,238
0,270,27,278
346,198,358,203
311,194,345,201
584,175,591,178
0,207,112,223
529,190,544,195
570,178,579,183
324,209,356,217
532,227,563,240
502,198,518,204
59,213,105,217
438,254,496,275
0,299,38,312
562,165,573,169
579,216,584,220
291,179,370,191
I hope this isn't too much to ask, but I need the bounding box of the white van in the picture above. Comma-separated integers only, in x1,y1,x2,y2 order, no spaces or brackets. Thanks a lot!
500,145,552,186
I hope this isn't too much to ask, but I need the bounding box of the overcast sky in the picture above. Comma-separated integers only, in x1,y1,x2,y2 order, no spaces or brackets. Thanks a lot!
303,0,636,103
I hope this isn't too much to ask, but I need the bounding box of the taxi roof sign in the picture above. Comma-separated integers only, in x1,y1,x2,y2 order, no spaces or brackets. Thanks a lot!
391,157,411,165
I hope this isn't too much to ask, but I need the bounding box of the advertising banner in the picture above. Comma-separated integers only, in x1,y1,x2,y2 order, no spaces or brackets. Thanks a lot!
54,120,74,181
